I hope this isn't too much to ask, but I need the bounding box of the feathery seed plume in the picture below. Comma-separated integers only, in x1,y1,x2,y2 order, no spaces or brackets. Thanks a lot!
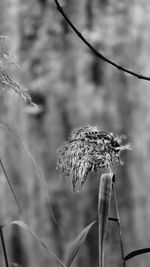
57,126,131,191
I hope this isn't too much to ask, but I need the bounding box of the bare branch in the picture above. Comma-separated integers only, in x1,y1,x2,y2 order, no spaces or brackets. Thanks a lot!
54,0,150,81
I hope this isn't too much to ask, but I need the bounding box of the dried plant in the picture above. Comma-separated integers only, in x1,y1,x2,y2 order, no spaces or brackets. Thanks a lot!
0,67,32,104
57,126,130,190
0,35,33,105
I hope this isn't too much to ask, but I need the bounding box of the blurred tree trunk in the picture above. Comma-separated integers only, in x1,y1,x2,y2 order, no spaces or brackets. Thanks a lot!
1,0,150,267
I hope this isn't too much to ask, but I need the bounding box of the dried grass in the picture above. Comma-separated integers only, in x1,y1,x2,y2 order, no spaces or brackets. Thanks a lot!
57,126,130,190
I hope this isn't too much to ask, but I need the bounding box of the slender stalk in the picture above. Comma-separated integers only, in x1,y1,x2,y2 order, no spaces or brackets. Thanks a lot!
112,179,126,267
0,123,60,232
0,227,10,267
0,158,28,224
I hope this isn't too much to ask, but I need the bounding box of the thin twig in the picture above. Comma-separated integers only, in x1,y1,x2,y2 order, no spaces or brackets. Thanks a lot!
0,227,10,267
112,179,126,267
54,0,150,81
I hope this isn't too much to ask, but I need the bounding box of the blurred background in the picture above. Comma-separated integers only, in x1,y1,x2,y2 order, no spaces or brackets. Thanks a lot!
0,0,150,266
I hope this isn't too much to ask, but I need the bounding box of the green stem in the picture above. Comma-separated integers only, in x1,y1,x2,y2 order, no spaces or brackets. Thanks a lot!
112,178,126,267
0,227,9,267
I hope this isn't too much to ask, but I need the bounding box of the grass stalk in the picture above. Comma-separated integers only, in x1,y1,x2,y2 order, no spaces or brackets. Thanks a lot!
0,123,60,231
0,158,28,224
0,227,9,267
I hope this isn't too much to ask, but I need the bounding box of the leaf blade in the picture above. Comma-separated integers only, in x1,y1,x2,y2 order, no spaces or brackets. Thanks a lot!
65,221,96,267
3,220,65,267
98,173,113,267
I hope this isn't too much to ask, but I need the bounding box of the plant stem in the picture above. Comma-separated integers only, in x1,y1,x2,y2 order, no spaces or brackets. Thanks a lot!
112,178,126,267
0,123,60,232
0,227,9,267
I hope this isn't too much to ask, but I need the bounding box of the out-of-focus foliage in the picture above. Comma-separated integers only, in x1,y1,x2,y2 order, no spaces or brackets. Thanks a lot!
0,37,32,104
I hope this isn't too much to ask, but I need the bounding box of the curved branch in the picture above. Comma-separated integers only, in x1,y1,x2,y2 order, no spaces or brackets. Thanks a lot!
54,0,150,81
124,248,150,262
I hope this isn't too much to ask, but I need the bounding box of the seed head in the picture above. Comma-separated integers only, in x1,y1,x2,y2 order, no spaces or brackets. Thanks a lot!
57,126,131,191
